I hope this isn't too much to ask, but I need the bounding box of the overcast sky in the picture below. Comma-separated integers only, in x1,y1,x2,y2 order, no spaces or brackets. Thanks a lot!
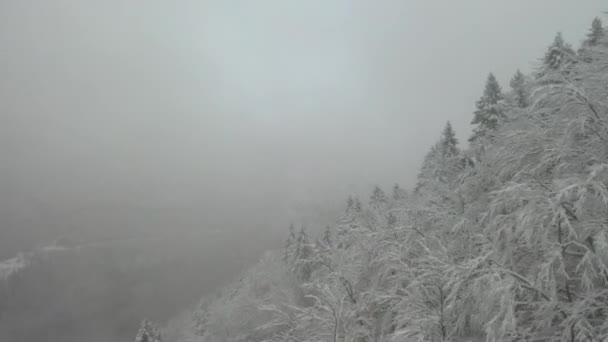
1,1,606,247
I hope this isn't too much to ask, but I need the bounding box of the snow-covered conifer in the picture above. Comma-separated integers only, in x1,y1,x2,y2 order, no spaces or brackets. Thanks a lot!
469,73,505,142
509,69,528,108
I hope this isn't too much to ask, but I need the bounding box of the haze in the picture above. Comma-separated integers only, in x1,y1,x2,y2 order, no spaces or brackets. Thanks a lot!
1,1,605,253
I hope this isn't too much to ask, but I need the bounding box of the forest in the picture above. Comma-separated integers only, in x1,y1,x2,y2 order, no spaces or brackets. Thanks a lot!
133,17,608,342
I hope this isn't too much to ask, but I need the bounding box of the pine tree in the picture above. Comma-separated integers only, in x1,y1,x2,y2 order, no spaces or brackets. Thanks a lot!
542,32,575,71
579,17,605,62
283,223,297,263
584,17,604,47
415,143,440,194
469,73,504,142
416,123,464,207
509,69,528,108
440,121,459,156
370,186,387,210
295,226,310,259
294,226,313,281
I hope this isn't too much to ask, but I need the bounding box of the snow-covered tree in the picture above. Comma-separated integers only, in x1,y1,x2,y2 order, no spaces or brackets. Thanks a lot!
579,18,605,63
540,32,576,76
283,223,297,264
584,17,605,47
509,69,528,108
415,123,463,209
283,226,315,282
440,121,459,157
369,186,388,211
469,73,505,142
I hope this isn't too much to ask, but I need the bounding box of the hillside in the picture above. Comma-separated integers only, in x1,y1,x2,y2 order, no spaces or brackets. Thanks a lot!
152,17,608,342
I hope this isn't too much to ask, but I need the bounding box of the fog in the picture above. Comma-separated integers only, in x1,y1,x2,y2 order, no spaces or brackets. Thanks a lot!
0,1,606,340
1,1,604,252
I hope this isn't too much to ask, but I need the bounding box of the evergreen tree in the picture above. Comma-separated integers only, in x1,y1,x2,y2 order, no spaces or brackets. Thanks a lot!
283,223,297,263
584,17,604,47
440,121,459,156
294,226,306,259
509,69,528,108
415,143,441,194
469,73,504,142
579,18,605,62
294,226,313,281
542,32,575,71
416,123,464,206
370,186,387,210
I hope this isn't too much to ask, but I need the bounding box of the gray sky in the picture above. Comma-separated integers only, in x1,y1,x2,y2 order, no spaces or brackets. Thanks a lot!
1,1,606,247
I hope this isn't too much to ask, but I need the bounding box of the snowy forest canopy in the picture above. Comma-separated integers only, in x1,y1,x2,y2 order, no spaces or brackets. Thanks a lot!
147,17,608,342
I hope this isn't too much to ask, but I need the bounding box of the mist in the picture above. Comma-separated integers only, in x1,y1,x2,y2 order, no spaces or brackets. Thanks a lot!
2,1,604,250
1,1,607,341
